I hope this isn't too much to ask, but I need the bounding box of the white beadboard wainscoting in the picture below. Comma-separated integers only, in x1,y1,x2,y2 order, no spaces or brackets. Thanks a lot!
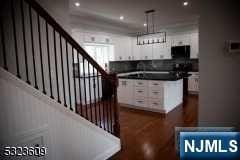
0,68,120,160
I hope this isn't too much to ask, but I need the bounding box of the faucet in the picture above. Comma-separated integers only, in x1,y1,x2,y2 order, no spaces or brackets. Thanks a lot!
137,61,146,75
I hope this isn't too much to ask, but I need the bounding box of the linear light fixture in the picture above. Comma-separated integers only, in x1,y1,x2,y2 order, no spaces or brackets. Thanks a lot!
136,10,166,45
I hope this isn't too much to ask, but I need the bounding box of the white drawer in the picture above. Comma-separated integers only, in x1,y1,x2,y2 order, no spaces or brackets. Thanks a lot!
135,80,147,87
149,90,163,99
135,88,148,98
118,96,133,105
134,99,147,107
148,100,163,109
119,79,134,86
149,81,163,90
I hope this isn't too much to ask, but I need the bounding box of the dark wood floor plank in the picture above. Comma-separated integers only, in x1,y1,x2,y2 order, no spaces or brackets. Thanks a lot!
110,95,198,160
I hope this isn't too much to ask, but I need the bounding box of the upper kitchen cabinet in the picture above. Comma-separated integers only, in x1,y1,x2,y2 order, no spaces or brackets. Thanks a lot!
131,38,140,60
190,32,199,59
114,36,132,61
140,44,153,60
171,34,191,46
84,33,113,44
152,35,172,59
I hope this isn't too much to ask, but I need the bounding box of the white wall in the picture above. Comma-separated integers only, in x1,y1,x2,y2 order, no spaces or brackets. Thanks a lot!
199,0,240,129
0,68,120,160
36,0,70,33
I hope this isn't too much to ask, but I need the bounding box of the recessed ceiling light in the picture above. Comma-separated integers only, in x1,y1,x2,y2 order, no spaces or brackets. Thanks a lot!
183,1,188,6
75,2,80,7
143,23,147,27
120,16,124,20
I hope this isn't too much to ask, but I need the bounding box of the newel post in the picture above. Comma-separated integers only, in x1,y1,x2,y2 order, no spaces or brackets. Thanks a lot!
110,73,120,138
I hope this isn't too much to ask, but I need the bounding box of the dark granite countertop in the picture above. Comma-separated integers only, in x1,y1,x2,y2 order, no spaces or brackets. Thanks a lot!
118,73,191,81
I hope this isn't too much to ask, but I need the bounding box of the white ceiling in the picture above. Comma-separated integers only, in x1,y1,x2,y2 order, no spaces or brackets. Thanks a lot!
69,0,199,34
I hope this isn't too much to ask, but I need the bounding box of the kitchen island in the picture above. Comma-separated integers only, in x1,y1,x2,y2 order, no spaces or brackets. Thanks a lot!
117,72,185,114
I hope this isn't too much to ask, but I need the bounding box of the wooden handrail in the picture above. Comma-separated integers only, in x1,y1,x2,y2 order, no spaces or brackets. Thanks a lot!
23,0,111,80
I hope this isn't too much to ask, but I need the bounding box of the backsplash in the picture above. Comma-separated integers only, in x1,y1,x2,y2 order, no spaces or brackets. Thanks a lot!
109,59,199,73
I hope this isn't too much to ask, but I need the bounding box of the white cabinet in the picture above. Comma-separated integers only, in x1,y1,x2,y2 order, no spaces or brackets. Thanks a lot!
131,38,140,60
140,45,153,60
153,43,164,59
171,34,191,46
117,78,183,113
114,37,124,61
118,79,134,105
152,36,171,60
190,32,199,59
188,72,199,93
114,36,132,61
124,37,132,61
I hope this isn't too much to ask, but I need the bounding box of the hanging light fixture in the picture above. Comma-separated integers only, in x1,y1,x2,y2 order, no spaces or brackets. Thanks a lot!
136,10,166,45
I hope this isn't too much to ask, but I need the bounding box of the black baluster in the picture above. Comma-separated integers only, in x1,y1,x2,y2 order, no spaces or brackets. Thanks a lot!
93,67,97,125
97,71,102,128
72,47,77,113
53,29,61,103
29,5,38,89
46,22,54,99
11,0,21,78
106,94,110,132
0,20,8,70
109,96,113,133
37,15,46,94
88,62,93,122
65,41,72,110
101,76,106,130
77,52,83,116
82,58,88,120
59,35,66,106
20,0,30,84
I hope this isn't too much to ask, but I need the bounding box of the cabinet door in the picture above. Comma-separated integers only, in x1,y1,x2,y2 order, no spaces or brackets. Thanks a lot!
165,36,172,59
140,45,153,60
190,32,199,59
153,44,161,59
194,78,199,91
114,37,124,61
124,37,132,60
118,79,134,104
152,36,171,59
171,34,190,46
84,33,96,43
188,78,194,91
115,37,132,61
132,38,140,60
188,76,199,92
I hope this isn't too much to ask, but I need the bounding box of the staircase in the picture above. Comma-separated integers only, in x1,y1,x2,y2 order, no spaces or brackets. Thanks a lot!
0,0,120,137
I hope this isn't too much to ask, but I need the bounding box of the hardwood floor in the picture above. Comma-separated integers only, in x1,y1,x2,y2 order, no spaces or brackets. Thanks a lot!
110,95,198,160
